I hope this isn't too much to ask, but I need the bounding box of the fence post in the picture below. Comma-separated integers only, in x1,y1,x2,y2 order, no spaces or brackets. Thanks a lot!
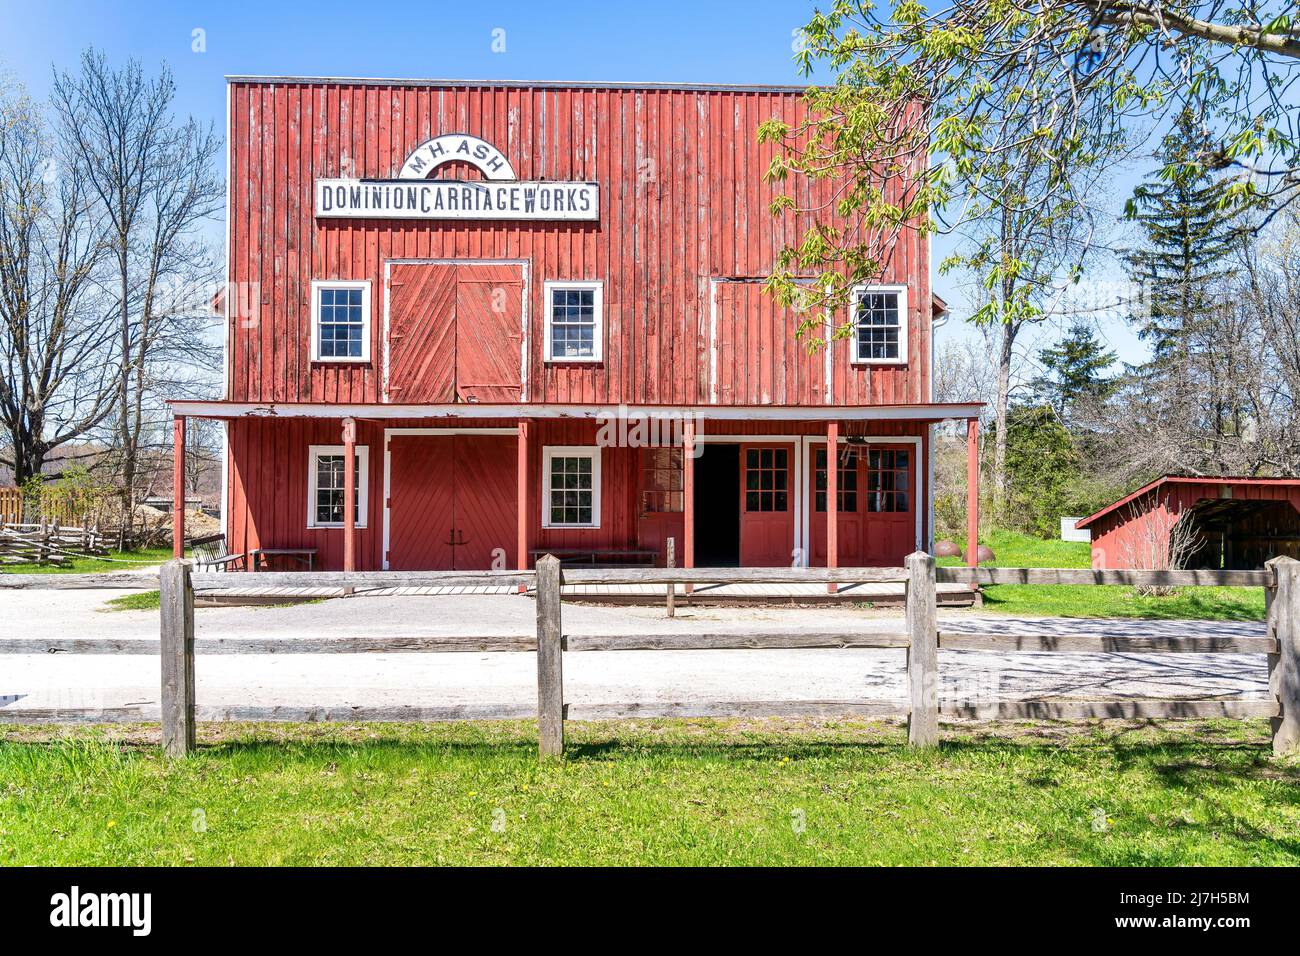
160,559,196,757
535,554,565,758
905,551,939,747
665,537,676,618
1267,556,1300,755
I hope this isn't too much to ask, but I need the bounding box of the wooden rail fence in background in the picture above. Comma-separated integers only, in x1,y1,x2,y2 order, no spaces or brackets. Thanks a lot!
0,488,21,525
0,556,1296,758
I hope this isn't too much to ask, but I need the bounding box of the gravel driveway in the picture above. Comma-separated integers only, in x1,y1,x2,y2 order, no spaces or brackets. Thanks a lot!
0,588,1270,719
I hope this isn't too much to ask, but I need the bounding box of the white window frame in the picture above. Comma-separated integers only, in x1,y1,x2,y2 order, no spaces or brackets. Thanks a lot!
541,445,602,529
307,444,370,529
310,279,372,363
850,283,908,366
542,280,604,363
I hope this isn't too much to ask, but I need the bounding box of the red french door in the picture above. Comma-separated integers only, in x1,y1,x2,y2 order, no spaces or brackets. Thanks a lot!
807,445,866,567
636,447,685,565
862,445,915,566
739,444,795,566
387,434,518,570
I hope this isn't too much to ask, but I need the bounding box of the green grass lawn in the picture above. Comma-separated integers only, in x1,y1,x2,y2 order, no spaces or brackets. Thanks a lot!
104,590,162,611
1,720,1296,866
940,529,1266,621
0,545,175,575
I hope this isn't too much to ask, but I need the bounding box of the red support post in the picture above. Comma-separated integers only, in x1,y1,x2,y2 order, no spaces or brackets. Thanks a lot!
826,421,838,594
683,419,696,594
966,417,980,567
172,415,186,559
517,418,530,593
342,417,357,573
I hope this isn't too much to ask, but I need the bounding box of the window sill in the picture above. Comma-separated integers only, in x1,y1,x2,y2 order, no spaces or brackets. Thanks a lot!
850,359,908,367
311,357,371,365
541,524,601,531
544,357,604,365
308,524,370,530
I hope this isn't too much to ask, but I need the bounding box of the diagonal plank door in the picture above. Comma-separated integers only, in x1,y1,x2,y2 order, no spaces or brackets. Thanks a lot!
387,264,457,402
387,435,456,570
451,435,519,569
454,265,524,403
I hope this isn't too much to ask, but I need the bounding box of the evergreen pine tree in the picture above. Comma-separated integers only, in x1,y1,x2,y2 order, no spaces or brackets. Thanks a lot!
1123,107,1250,357
1032,322,1117,422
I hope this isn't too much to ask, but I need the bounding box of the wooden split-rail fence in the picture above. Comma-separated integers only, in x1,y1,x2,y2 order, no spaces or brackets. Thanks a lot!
0,555,1297,759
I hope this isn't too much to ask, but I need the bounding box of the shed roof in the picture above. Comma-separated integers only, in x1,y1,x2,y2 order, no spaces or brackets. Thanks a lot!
1075,475,1300,530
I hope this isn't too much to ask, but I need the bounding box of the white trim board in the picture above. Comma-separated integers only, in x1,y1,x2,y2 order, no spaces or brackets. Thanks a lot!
171,400,984,422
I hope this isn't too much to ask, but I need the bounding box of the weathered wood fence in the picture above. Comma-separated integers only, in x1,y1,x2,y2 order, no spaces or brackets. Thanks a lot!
1,554,1296,759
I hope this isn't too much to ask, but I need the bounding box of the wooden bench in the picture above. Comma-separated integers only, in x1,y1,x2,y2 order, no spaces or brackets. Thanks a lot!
190,534,246,572
529,547,659,568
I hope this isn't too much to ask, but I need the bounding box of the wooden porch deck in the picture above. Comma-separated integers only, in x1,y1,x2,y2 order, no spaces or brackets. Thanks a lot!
194,581,977,607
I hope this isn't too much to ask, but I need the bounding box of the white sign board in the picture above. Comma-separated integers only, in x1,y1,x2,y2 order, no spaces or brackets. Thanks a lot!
314,179,599,221
315,132,598,221
1060,517,1091,543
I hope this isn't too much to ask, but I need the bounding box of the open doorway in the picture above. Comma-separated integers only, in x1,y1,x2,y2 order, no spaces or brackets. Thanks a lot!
693,443,740,566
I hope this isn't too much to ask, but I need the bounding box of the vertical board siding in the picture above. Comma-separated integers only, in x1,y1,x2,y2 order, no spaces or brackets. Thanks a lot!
228,81,930,409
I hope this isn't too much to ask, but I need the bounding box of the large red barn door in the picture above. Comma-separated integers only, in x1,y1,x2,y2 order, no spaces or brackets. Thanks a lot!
455,268,523,403
452,435,519,569
387,434,518,570
739,444,794,566
387,264,457,402
387,435,456,570
385,263,524,403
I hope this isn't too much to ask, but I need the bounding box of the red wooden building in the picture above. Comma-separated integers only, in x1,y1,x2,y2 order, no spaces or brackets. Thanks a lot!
169,77,983,573
1078,476,1300,570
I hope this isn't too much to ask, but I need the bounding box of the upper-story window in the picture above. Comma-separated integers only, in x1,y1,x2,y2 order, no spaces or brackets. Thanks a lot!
543,280,603,362
311,280,371,363
851,284,908,365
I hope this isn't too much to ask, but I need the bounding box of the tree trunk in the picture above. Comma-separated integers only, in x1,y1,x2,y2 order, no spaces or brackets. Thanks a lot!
991,322,1015,524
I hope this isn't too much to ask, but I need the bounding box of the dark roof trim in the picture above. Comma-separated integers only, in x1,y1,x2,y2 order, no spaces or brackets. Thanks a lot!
225,75,812,94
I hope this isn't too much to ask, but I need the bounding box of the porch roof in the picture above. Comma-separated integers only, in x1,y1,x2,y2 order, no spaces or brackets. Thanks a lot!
167,400,984,422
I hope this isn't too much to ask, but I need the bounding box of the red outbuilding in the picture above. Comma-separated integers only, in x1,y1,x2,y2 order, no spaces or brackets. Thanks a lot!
169,76,983,572
1077,476,1300,570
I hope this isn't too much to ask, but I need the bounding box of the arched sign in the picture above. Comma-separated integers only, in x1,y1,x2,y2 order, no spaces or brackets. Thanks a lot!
314,132,598,221
399,134,517,181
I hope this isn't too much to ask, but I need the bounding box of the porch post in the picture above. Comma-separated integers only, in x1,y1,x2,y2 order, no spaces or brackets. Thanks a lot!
683,418,696,594
517,418,530,593
966,417,980,568
172,415,186,559
826,421,838,594
342,417,357,573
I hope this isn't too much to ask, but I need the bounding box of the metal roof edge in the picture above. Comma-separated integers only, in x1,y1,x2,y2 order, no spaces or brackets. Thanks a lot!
224,75,813,93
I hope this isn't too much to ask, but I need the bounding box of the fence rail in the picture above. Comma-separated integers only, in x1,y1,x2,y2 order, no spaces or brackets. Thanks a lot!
1,555,1297,758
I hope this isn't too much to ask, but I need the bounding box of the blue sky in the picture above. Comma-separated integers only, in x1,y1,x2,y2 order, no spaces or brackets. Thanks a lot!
0,0,1149,371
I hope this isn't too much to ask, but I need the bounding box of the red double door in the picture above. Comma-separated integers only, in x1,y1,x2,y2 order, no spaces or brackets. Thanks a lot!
387,435,517,570
807,443,915,567
386,262,523,403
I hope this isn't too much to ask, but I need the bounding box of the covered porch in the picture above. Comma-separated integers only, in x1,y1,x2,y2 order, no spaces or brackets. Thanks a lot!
167,401,985,584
